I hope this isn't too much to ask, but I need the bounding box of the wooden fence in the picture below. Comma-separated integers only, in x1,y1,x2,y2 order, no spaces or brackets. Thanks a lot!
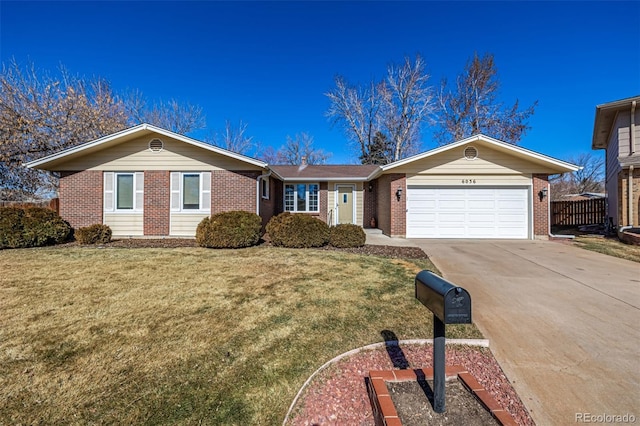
0,198,59,214
551,198,606,226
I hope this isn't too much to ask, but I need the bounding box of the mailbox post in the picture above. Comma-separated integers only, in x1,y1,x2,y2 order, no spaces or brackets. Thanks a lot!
415,270,472,413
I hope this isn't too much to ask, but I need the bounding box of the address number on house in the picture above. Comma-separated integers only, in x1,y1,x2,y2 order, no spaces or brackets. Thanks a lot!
461,179,477,184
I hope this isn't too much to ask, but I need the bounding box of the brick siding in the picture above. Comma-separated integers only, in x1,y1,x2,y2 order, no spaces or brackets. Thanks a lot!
211,170,260,214
58,170,102,229
532,174,550,238
363,180,378,228
143,171,170,236
376,174,406,237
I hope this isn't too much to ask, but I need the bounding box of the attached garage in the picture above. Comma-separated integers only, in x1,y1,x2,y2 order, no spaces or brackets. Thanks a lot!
375,134,580,240
406,186,530,238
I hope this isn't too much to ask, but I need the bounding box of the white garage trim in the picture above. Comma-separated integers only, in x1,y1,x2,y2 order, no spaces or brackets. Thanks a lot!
407,186,531,239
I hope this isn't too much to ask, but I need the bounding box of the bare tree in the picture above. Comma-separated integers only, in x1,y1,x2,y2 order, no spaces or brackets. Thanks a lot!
550,153,604,200
0,60,129,199
130,97,206,134
260,133,330,165
435,53,537,145
0,60,207,200
326,55,434,164
208,119,255,155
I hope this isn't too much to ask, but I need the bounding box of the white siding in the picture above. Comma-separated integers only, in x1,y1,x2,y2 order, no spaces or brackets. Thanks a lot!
407,174,531,186
390,142,561,175
170,213,208,237
50,135,263,171
104,213,144,236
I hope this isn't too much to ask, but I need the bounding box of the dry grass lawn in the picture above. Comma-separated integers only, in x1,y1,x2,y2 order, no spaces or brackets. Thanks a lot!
0,246,481,425
572,236,640,263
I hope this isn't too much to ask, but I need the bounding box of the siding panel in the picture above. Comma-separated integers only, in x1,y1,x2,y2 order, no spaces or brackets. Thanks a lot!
170,213,208,236
104,213,144,236
51,136,263,171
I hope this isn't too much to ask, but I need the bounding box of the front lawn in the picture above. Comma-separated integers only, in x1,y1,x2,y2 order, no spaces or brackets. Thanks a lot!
0,246,481,425
552,226,640,263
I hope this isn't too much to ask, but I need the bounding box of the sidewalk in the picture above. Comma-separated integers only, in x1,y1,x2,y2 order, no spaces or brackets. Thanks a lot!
365,229,417,247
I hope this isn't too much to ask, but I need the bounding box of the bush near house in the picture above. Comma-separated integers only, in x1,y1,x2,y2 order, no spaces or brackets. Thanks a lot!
0,207,71,249
196,211,262,249
75,224,112,244
329,224,366,248
266,212,330,248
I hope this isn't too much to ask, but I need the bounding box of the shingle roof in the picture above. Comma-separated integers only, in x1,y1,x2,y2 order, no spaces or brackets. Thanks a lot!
269,164,380,181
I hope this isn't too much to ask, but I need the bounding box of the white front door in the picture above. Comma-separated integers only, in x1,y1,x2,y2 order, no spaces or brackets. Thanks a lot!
406,187,529,239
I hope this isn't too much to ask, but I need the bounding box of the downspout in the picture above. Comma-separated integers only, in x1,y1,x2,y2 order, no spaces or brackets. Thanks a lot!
548,181,575,239
256,171,272,215
619,100,636,233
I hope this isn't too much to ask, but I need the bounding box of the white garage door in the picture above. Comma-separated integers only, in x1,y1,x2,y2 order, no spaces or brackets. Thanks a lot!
407,187,529,239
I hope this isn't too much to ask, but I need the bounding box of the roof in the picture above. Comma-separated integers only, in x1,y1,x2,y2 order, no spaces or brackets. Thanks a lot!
378,134,580,174
269,164,380,181
592,95,640,150
25,123,268,170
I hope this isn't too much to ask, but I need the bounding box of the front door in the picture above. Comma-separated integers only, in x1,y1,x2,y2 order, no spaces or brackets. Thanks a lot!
337,185,354,224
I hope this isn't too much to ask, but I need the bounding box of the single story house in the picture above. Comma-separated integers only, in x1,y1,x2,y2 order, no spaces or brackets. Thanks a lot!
26,123,578,239
592,95,640,229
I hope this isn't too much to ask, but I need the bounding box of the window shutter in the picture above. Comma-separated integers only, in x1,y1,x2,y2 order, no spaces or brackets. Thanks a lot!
201,172,211,212
135,172,144,211
170,172,180,211
104,172,114,211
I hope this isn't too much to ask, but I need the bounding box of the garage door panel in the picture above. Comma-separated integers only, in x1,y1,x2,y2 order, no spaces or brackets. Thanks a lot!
407,187,529,239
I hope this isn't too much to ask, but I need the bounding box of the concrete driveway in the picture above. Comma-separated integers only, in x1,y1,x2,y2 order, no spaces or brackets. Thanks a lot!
413,239,640,425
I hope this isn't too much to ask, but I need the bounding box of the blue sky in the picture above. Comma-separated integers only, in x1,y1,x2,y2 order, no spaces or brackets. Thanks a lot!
1,1,639,164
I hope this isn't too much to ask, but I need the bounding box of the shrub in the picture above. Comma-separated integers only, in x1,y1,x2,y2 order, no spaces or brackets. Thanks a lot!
196,211,262,249
0,207,71,249
266,212,329,248
329,224,366,248
75,224,112,244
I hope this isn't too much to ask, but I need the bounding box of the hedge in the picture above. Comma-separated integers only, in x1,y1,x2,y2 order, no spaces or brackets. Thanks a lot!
266,212,329,248
196,211,262,248
0,207,71,249
75,224,112,244
329,224,366,248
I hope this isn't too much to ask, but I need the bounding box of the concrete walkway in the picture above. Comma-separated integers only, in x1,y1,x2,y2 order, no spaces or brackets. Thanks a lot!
365,229,418,247
410,239,640,425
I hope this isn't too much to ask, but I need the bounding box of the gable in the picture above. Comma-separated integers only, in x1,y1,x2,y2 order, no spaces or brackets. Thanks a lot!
26,124,266,172
387,141,564,175
43,134,263,171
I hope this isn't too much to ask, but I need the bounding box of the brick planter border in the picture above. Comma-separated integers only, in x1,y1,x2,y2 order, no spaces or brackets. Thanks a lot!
367,366,517,426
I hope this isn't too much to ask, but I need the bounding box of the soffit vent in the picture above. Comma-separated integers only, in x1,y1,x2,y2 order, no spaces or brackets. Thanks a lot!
464,146,478,160
149,138,164,152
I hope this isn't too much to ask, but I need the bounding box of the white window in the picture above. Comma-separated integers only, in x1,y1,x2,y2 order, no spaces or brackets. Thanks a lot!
170,172,211,212
261,177,270,199
284,183,319,212
104,172,143,212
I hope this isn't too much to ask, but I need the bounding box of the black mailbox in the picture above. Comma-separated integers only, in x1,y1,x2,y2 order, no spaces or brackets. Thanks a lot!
415,270,472,324
415,270,473,413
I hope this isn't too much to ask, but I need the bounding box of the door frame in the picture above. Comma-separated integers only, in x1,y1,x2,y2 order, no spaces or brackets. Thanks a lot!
335,184,356,225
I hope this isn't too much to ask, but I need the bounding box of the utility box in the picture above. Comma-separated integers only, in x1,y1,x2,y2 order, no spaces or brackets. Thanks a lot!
415,270,472,325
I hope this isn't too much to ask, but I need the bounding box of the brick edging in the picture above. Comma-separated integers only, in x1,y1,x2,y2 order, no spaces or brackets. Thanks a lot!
367,366,518,426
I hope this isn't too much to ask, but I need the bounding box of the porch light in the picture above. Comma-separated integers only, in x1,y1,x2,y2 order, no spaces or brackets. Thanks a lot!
396,187,403,201
368,183,373,192
539,187,548,201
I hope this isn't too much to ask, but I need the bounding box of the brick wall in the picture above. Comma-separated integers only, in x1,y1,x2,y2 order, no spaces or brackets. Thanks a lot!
363,180,378,228
211,170,260,214
259,176,277,228
618,168,640,227
143,171,170,236
532,174,549,238
59,170,102,229
376,174,406,237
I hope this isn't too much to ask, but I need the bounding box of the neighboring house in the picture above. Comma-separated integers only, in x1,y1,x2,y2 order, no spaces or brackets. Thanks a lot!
592,95,640,229
560,192,606,201
26,124,578,240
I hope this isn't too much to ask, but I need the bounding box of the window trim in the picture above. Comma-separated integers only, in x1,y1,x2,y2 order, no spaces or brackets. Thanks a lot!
104,172,143,213
171,171,211,213
261,177,270,200
283,182,320,213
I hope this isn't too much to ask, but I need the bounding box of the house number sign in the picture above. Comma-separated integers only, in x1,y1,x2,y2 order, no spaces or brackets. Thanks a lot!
461,179,477,184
